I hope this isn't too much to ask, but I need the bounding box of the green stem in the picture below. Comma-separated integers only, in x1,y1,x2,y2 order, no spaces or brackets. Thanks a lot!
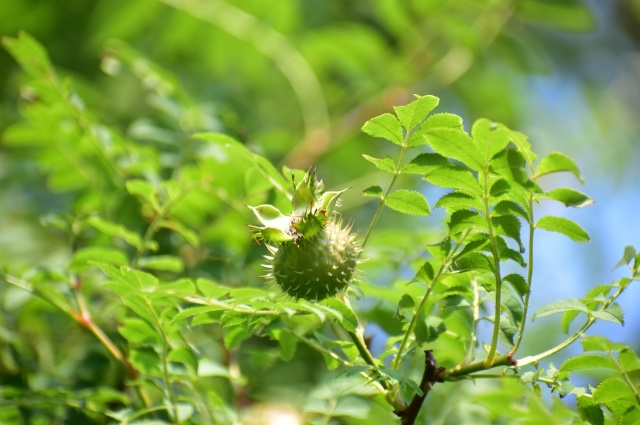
510,195,535,355
361,137,410,249
391,231,469,370
482,168,503,367
161,337,182,424
443,354,515,380
518,280,628,367
462,277,481,365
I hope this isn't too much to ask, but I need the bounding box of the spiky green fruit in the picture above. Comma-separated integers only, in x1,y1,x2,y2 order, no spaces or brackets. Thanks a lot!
249,170,360,300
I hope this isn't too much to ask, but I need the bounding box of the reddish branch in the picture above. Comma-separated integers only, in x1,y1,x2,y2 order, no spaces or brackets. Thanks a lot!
394,350,445,425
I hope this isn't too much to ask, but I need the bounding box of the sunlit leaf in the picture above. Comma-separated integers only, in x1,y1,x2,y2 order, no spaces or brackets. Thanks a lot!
560,354,618,373
321,298,359,332
592,378,634,404
393,94,439,130
119,318,160,345
536,216,590,242
385,189,430,215
435,192,484,213
362,186,383,198
472,119,511,163
362,154,397,173
424,128,484,171
532,298,589,320
2,32,52,79
361,113,404,145
536,151,584,183
423,165,482,196
542,188,594,208
613,245,636,270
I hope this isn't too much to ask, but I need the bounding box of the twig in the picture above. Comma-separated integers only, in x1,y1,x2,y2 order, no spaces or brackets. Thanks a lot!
394,350,444,425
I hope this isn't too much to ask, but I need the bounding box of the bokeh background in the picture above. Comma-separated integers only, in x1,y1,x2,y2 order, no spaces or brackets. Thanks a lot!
1,0,640,422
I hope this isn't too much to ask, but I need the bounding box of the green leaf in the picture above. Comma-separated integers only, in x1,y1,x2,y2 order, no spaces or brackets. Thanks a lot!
499,316,518,348
471,119,511,162
86,216,146,249
70,247,129,271
130,348,162,376
423,165,482,196
503,273,528,299
272,329,297,362
536,151,584,183
424,128,484,171
393,94,439,130
126,179,160,211
435,192,484,214
561,309,581,333
613,245,636,270
2,32,52,79
532,298,589,320
248,205,289,228
592,378,634,404
619,348,640,371
422,113,464,131
509,130,538,165
401,152,450,174
406,113,464,147
192,132,290,197
581,336,628,352
168,347,198,375
536,216,590,242
542,188,594,208
518,0,595,32
493,201,529,220
362,154,397,173
385,190,430,215
319,188,349,217
577,395,604,425
97,263,158,290
415,315,445,344
560,354,618,373
361,113,404,145
321,299,359,333
448,210,487,235
118,318,160,345
138,255,184,272
591,305,624,326
159,220,199,246
492,215,523,251
362,186,383,198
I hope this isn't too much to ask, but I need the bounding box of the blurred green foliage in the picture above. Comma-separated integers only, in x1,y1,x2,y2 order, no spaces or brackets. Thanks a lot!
1,1,640,424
